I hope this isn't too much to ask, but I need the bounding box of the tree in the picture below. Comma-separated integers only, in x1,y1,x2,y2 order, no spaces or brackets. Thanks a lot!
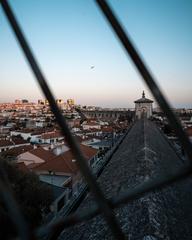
0,159,53,239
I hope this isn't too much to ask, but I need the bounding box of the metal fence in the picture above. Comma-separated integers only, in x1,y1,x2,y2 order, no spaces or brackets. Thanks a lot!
1,0,192,239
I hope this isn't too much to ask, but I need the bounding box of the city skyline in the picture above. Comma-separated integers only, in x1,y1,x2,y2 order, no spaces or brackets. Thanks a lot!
0,0,192,108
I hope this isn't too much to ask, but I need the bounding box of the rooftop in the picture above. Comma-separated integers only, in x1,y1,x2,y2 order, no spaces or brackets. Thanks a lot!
29,147,56,162
134,91,153,103
0,140,14,147
39,174,70,187
59,119,192,240
2,145,33,157
33,144,98,174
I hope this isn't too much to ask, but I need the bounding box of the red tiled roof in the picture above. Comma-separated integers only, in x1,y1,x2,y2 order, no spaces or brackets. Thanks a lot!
101,126,113,133
29,147,55,161
28,162,44,169
0,140,14,147
33,144,98,174
3,145,33,157
79,144,98,159
13,128,49,135
16,162,30,173
34,152,76,173
41,131,63,139
12,137,29,145
31,130,45,136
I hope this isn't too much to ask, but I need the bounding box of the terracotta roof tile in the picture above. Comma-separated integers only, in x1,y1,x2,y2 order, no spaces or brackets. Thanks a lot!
41,131,63,139
0,140,14,147
16,162,30,173
29,147,55,161
3,145,33,157
12,137,29,145
33,144,98,174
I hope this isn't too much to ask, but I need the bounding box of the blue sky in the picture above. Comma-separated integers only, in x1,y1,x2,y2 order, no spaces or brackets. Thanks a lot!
0,0,192,108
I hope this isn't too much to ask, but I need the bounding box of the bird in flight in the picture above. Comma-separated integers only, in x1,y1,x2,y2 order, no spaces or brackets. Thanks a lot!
90,66,95,69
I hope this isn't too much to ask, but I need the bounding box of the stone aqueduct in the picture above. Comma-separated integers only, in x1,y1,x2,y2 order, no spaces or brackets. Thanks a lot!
82,110,134,120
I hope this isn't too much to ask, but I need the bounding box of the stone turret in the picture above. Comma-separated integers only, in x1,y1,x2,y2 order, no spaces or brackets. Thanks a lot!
134,91,153,119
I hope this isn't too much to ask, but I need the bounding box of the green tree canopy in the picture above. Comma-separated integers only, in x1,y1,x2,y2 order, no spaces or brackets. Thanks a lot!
0,159,53,239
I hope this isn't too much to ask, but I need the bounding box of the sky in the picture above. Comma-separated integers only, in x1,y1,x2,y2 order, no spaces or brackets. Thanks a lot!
0,0,192,108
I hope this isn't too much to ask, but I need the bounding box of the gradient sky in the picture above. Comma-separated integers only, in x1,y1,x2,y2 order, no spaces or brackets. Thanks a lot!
0,0,192,108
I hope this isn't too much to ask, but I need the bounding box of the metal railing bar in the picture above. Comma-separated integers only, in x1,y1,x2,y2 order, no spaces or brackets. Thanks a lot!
1,0,125,239
36,164,192,238
95,0,192,162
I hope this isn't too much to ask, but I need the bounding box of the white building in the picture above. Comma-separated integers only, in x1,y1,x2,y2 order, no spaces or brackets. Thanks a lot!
11,130,41,143
134,91,153,119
